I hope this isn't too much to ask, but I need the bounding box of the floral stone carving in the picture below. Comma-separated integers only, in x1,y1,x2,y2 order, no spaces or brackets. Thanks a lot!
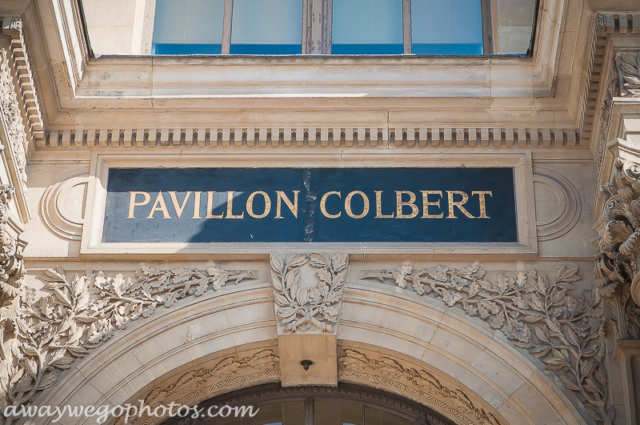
0,263,257,424
339,349,498,425
362,263,611,425
271,253,348,333
594,155,640,340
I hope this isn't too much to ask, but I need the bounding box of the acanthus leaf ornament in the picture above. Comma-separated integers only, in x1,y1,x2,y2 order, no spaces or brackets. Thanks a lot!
362,263,611,425
0,263,257,424
271,253,348,333
617,52,640,97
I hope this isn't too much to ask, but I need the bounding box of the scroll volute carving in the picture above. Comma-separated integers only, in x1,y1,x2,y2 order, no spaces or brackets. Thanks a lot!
594,154,640,339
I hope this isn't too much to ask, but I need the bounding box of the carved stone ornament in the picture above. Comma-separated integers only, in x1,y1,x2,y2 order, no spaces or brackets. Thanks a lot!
270,253,348,333
362,263,612,425
0,264,257,424
617,52,640,97
339,348,498,425
132,349,280,425
0,44,28,187
594,155,640,343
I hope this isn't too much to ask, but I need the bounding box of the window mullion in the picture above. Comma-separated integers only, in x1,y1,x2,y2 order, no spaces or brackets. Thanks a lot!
221,0,233,54
403,0,412,54
481,0,494,54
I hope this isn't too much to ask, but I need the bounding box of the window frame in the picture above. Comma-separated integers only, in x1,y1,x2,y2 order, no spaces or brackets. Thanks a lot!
149,0,494,56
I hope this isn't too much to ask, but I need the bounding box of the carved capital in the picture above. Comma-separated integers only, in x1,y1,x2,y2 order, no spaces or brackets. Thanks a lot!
594,140,640,343
270,252,348,334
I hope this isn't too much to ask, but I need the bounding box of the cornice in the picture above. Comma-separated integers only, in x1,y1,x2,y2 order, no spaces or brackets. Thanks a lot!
42,126,585,150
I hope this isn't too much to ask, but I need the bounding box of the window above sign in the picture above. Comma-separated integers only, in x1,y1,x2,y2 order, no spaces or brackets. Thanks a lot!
149,0,500,56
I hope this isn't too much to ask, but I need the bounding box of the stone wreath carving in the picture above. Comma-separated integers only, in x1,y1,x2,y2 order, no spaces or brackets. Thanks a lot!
271,253,348,333
0,263,257,423
617,52,640,97
339,349,497,425
362,264,612,425
594,155,640,341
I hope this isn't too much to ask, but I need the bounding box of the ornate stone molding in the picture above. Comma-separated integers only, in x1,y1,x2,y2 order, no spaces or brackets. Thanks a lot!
533,168,582,241
270,253,348,333
0,264,257,423
339,348,499,425
361,263,611,424
1,17,44,150
596,13,640,36
0,186,24,310
0,41,27,188
43,127,583,149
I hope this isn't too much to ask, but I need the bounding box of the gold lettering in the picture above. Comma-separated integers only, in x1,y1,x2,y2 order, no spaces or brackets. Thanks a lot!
127,191,150,219
167,191,193,218
247,191,272,219
275,191,299,219
421,190,444,218
193,191,202,219
374,191,394,218
395,191,419,219
226,191,245,219
147,192,172,219
320,191,342,219
206,191,224,218
472,191,493,218
345,191,370,219
447,191,475,219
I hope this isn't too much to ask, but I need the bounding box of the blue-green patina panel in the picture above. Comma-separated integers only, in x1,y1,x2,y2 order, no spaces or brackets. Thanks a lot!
103,168,517,243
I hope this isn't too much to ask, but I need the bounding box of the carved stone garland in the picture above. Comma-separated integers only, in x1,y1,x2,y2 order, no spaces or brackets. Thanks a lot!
0,263,257,424
133,349,280,425
339,349,497,425
594,156,640,342
271,253,348,333
362,264,612,425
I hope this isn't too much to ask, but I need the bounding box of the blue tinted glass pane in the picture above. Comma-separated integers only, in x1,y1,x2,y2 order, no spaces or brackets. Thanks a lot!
153,0,224,45
332,0,403,55
231,0,302,55
153,44,222,54
411,0,483,55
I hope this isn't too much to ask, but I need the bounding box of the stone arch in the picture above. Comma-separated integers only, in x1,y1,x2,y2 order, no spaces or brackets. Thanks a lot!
27,273,587,425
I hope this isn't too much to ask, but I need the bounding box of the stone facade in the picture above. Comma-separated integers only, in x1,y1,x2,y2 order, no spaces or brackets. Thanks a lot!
0,0,639,424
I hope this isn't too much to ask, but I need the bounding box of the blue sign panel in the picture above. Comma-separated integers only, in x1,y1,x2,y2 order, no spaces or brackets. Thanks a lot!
103,168,517,243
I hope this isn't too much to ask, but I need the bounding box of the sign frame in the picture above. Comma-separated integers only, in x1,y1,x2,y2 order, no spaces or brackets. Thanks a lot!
81,150,537,256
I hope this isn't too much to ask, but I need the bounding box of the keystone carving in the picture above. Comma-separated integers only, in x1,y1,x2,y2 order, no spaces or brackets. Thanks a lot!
617,52,640,97
0,264,257,424
362,264,611,425
339,348,499,425
270,253,348,333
